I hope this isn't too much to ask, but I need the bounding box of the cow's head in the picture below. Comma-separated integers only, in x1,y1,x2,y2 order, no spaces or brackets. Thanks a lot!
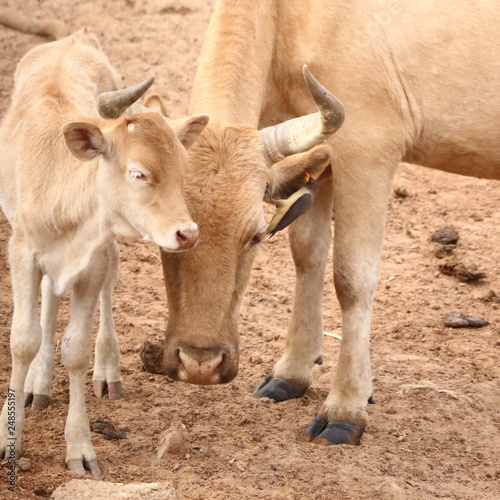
63,77,208,252
159,67,344,384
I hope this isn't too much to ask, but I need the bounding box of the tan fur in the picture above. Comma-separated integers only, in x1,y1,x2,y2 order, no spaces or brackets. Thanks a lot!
164,0,499,434
0,29,206,475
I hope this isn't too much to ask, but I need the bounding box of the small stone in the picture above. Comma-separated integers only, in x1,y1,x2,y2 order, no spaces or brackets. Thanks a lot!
157,427,191,458
431,227,459,245
378,481,406,500
18,457,31,471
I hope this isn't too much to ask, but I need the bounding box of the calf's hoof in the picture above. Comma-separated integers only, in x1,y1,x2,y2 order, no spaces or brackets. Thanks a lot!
253,374,308,402
302,415,365,445
93,380,122,400
24,392,51,411
67,457,102,478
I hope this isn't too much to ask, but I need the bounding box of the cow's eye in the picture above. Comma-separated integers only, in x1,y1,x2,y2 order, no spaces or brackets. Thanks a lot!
129,169,147,181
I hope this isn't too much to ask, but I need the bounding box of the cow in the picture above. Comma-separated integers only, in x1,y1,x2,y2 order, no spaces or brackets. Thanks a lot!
155,0,500,447
0,28,208,477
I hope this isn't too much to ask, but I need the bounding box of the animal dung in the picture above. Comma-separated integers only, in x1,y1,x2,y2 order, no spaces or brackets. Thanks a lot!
430,226,459,245
444,311,489,328
140,340,165,374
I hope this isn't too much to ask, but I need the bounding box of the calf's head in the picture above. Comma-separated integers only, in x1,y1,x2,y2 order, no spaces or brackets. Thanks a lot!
63,82,208,252
160,67,344,384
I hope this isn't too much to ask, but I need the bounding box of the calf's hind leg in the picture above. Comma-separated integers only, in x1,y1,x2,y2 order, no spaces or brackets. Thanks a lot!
92,242,122,400
24,274,61,410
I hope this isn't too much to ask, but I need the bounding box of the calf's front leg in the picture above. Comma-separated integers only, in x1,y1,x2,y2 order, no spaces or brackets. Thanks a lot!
62,252,107,477
0,237,42,461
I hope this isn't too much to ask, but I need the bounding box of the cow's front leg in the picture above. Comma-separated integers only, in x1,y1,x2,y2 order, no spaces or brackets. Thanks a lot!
62,253,106,477
305,150,398,445
24,275,61,410
255,176,333,401
92,242,122,400
0,237,42,461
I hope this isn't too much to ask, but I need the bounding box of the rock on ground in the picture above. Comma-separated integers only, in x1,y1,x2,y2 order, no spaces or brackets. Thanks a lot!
51,480,178,500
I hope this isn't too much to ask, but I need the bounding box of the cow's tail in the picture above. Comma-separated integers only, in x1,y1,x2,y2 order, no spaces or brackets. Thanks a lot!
0,8,68,40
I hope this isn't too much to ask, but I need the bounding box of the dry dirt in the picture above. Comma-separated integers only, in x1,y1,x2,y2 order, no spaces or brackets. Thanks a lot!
0,1,499,499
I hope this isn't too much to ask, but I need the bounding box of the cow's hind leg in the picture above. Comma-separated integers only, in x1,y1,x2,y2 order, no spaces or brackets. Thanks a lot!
92,242,122,400
255,175,333,401
304,147,399,445
0,238,42,461
62,252,107,477
24,275,61,410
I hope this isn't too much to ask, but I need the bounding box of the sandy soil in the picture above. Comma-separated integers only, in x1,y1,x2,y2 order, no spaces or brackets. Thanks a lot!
0,1,499,499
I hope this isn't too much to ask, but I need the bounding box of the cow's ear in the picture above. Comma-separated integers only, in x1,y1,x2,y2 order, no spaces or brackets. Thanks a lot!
143,93,170,117
63,122,109,162
264,144,331,236
268,144,331,198
169,115,209,150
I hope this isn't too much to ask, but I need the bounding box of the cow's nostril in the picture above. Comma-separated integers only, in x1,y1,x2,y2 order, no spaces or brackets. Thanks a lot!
176,229,187,242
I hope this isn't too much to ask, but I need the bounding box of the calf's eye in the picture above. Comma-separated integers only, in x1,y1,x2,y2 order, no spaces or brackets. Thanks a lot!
129,169,147,181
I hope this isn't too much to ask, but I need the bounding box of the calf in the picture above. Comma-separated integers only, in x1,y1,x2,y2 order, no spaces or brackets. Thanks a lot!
0,29,207,476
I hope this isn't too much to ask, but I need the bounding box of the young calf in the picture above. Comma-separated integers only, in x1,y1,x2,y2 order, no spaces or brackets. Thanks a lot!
0,28,208,477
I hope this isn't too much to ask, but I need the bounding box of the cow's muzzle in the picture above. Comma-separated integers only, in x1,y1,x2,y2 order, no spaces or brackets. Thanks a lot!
164,341,238,385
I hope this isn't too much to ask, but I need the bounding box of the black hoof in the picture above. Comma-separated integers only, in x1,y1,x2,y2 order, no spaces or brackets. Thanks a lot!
253,374,308,402
303,415,365,445
368,395,375,404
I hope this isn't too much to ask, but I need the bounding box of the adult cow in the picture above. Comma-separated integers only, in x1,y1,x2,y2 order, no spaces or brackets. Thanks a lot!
156,0,500,446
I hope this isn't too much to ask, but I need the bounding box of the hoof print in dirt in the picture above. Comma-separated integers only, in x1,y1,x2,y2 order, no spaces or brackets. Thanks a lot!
431,226,459,245
444,311,489,328
253,374,308,402
303,415,365,445
91,418,125,440
140,340,165,374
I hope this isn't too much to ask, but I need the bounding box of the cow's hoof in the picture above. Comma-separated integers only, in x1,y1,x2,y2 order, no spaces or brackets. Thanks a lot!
67,457,102,478
93,380,122,400
24,392,51,411
253,374,308,402
303,415,365,445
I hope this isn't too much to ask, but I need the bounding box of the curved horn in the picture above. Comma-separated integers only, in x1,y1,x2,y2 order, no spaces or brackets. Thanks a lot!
260,65,345,163
97,75,155,119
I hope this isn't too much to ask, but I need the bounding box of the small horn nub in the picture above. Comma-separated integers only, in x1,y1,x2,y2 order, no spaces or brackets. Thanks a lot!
260,65,345,163
97,75,155,119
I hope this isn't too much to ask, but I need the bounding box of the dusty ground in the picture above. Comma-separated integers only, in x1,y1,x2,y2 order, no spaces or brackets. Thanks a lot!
0,1,499,499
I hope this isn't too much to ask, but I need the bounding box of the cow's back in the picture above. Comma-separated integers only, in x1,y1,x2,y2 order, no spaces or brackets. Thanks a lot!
266,0,500,179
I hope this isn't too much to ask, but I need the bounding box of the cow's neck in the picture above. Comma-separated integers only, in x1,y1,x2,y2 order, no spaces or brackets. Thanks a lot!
189,0,278,126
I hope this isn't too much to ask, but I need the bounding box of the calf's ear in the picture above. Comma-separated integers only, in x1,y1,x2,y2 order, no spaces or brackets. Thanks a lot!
169,115,209,150
143,93,170,117
63,122,109,162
